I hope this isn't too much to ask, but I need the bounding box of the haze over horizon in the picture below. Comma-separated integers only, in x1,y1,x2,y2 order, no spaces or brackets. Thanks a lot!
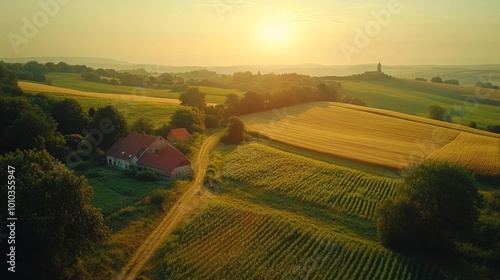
1,0,499,66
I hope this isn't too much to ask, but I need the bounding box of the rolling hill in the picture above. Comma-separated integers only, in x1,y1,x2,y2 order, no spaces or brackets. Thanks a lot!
241,102,500,177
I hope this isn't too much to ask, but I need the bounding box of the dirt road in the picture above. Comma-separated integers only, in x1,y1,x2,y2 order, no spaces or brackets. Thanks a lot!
118,134,220,280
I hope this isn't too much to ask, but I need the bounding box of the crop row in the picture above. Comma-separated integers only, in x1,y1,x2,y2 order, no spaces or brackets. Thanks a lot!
222,143,401,220
148,202,449,279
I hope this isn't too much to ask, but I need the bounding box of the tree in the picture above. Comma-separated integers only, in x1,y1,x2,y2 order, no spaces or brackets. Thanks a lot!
444,79,459,85
431,76,443,83
51,99,89,135
224,93,240,116
81,72,101,83
0,96,33,133
376,161,480,252
23,60,48,82
90,106,128,150
0,149,109,279
428,104,447,121
240,91,265,114
316,83,339,101
469,121,477,128
1,108,65,154
486,125,500,134
170,107,205,134
179,87,206,109
223,116,245,144
131,117,155,134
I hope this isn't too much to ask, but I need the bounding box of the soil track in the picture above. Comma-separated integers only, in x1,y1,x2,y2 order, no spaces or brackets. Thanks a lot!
118,134,220,279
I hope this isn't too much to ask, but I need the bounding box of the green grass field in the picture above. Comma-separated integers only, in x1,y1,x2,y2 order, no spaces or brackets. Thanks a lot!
45,73,243,104
23,90,178,130
340,79,500,129
76,166,174,214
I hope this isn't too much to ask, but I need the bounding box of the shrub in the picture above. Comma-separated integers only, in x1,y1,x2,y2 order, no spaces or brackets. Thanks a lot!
135,169,159,182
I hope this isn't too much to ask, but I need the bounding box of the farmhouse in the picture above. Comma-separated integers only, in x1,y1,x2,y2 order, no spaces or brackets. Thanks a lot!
106,133,192,178
167,128,191,144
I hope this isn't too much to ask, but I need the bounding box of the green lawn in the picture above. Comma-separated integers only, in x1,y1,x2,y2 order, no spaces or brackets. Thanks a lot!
340,79,500,129
76,166,174,214
46,73,243,104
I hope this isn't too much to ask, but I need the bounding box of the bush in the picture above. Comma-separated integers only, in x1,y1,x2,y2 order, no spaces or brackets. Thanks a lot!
135,169,159,182
415,77,427,82
146,189,170,210
431,76,443,83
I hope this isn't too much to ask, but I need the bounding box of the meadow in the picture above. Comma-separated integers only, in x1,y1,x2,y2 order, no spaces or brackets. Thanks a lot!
241,102,500,176
20,83,178,129
338,79,500,129
44,73,243,104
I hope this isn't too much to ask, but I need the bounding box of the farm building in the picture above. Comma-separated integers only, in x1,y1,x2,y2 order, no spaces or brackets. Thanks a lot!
106,133,192,178
167,128,191,144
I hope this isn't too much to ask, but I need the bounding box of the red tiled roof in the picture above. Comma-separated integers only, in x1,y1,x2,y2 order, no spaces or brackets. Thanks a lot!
137,144,191,174
168,128,191,142
106,133,159,161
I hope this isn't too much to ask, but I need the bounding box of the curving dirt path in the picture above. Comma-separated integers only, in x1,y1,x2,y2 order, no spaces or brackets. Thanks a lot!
118,134,220,280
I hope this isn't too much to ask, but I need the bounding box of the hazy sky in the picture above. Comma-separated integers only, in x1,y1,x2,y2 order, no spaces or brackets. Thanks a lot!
1,0,499,66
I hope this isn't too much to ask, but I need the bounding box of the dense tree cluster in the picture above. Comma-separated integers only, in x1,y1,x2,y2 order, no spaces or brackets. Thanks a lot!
377,161,481,252
0,150,109,279
0,66,110,278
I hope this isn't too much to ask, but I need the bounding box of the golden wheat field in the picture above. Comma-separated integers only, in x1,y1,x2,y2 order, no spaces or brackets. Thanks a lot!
241,102,500,175
426,132,500,176
19,81,180,104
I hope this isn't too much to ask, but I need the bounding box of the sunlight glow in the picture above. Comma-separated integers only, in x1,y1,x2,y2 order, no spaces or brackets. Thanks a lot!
259,18,292,46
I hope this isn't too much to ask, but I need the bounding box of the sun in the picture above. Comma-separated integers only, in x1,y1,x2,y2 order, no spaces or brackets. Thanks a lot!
259,18,292,45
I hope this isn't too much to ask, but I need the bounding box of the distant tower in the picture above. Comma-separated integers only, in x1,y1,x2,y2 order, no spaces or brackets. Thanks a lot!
377,62,382,73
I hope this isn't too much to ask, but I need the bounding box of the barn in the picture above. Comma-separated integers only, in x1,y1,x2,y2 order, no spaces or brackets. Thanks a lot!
106,133,192,178
167,128,191,145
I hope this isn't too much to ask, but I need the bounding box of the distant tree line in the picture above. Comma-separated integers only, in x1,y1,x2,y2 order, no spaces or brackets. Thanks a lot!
415,76,461,85
476,81,499,89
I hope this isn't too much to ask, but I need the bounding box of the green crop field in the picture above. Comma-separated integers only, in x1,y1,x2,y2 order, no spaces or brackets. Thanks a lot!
223,143,400,220
145,201,450,280
140,143,475,279
44,73,243,104
339,79,500,129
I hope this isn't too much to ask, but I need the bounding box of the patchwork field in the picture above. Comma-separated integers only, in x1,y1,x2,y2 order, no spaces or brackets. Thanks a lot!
140,143,474,279
426,132,500,177
241,102,500,176
339,79,500,129
42,73,243,103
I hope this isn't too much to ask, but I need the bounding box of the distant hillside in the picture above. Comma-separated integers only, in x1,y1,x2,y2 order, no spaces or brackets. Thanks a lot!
3,57,500,85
